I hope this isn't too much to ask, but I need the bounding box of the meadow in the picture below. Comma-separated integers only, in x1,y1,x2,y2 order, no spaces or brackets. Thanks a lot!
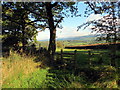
37,40,106,49
2,47,120,88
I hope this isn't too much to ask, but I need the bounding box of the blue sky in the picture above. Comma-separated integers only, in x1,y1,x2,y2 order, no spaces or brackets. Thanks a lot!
37,2,102,40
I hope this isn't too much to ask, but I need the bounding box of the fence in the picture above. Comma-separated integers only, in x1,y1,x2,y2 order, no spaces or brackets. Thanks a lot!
55,49,77,70
55,49,120,70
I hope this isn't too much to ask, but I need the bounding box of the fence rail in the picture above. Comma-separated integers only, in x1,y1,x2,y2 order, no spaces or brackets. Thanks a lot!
55,49,77,70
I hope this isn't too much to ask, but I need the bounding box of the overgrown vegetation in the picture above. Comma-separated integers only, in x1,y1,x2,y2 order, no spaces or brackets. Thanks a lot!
1,1,120,89
2,51,49,88
2,49,120,88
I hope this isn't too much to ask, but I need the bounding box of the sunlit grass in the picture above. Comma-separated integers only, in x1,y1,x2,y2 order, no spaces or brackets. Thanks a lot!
2,49,120,88
2,51,49,88
56,48,91,52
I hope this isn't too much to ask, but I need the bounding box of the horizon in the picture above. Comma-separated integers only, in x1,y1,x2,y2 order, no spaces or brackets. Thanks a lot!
38,34,96,41
36,2,102,41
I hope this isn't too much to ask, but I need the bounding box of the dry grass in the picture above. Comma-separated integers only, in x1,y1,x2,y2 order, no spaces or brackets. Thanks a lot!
2,51,42,86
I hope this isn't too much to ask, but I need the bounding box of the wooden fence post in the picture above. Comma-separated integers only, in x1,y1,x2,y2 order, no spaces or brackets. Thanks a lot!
61,49,63,63
88,51,92,65
61,49,66,70
39,44,41,54
98,54,103,65
74,50,77,70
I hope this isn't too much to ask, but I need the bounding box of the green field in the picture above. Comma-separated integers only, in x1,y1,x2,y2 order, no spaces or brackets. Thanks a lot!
36,40,106,49
2,48,120,88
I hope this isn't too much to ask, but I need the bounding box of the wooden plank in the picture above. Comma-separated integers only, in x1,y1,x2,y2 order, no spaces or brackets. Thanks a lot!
74,50,77,70
88,51,92,65
55,52,75,55
64,58,74,61
62,53,75,55
61,49,63,63
55,53,61,55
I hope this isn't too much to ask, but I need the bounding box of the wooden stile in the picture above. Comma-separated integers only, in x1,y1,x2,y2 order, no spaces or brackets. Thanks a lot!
56,49,77,70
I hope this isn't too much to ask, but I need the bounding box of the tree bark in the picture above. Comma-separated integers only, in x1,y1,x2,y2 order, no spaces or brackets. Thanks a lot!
21,13,26,52
45,2,56,65
110,2,117,67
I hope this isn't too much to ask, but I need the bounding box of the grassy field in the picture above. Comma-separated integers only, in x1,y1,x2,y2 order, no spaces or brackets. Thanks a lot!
2,51,49,88
1,48,120,88
54,48,120,88
36,40,106,49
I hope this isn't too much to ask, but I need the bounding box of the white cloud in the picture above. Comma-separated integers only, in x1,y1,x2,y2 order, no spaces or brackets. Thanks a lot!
36,29,50,40
37,14,103,41
37,26,91,40
56,26,90,38
86,14,102,21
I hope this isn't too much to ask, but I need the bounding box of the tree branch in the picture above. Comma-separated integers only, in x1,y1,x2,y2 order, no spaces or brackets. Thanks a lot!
51,2,58,8
23,6,48,19
3,14,22,26
86,2,98,14
55,17,64,28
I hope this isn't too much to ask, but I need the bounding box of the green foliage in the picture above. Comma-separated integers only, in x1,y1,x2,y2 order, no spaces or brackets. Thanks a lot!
2,2,38,48
2,49,120,88
77,2,120,44
56,41,64,49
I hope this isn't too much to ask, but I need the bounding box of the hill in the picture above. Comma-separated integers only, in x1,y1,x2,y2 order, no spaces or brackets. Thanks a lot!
39,34,97,41
57,34,96,41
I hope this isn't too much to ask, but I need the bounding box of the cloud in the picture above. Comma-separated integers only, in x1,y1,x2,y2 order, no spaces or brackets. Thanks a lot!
37,26,91,40
86,14,102,21
37,14,102,41
56,27,90,38
36,29,50,40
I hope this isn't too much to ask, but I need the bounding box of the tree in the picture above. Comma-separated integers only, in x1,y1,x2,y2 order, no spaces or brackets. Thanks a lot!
90,14,120,43
22,2,78,65
2,2,38,50
78,2,120,66
2,2,78,64
78,2,120,43
57,41,64,49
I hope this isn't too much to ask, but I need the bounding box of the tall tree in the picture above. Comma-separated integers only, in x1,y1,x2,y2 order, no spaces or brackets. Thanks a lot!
23,2,78,64
78,2,120,66
2,2,38,49
2,2,78,64
80,2,120,43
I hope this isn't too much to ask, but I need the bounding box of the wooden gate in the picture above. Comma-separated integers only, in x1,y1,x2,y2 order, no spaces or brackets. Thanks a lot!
55,49,77,70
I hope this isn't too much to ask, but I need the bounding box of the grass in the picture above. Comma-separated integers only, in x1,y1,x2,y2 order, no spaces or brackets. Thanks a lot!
45,69,86,88
54,48,120,88
2,51,49,88
2,49,120,88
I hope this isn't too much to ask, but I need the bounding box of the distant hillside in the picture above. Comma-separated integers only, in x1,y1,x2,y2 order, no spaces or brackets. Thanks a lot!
39,34,97,41
37,34,106,48
57,34,97,41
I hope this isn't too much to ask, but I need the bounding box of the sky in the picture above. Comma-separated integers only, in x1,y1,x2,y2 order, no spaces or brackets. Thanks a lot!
36,2,102,41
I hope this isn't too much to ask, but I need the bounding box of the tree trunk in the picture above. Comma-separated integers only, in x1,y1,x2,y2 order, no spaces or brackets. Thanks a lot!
45,2,56,65
22,19,26,52
110,2,117,67
21,12,26,53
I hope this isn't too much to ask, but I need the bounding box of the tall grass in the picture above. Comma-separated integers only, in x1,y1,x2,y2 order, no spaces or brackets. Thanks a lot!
2,49,120,88
2,51,49,88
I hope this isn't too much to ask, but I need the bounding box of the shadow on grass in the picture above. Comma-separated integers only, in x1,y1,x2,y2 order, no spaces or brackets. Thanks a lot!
32,49,120,88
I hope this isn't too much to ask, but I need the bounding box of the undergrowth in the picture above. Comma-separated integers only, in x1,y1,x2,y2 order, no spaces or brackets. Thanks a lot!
2,51,49,88
2,50,120,88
